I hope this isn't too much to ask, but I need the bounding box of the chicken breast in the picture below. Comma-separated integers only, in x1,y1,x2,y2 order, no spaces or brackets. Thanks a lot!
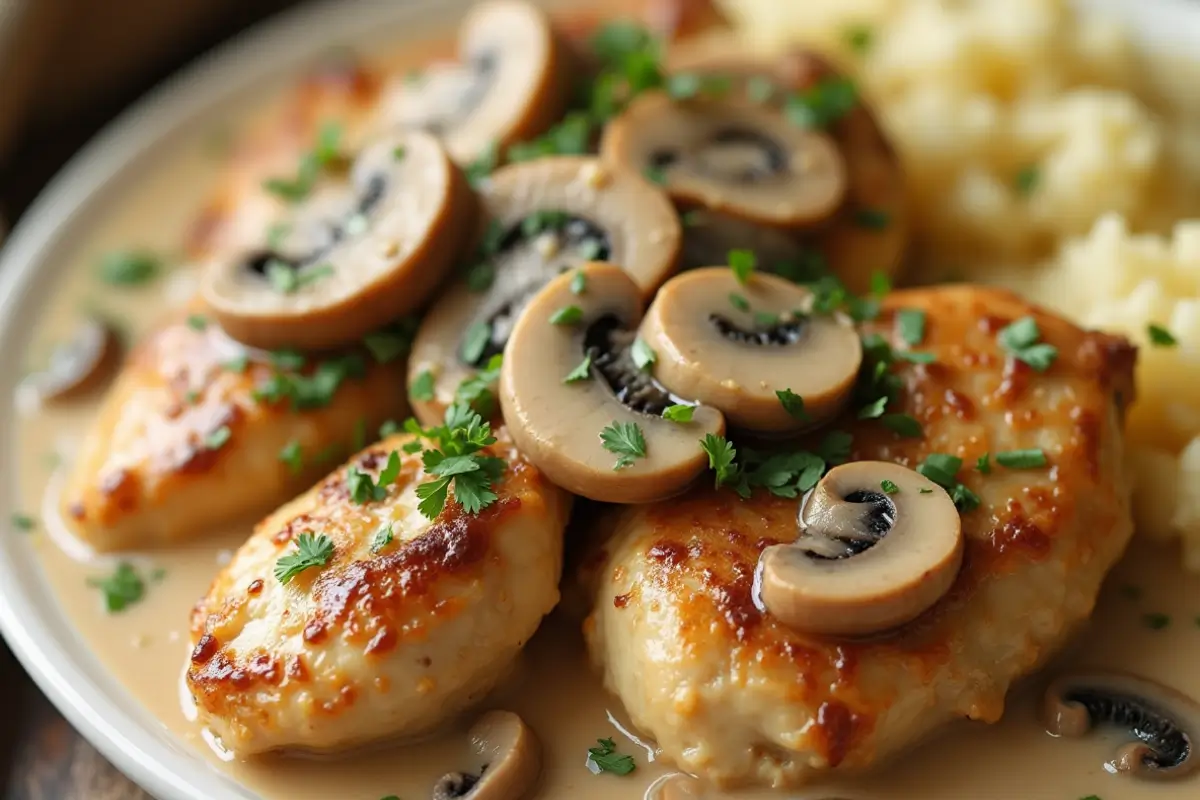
61,315,407,552
581,286,1137,788
187,431,570,755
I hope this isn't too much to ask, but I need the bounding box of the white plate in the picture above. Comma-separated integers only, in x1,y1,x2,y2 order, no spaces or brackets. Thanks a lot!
0,0,1197,798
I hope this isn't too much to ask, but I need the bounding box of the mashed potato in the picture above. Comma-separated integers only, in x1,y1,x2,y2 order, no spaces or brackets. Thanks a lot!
721,0,1200,565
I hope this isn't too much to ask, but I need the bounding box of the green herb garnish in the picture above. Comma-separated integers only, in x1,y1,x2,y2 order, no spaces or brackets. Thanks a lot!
411,370,436,401
631,338,656,371
371,524,395,553
564,355,593,383
881,479,899,494
410,405,507,518
997,316,1058,372
550,305,584,325
729,249,757,284
274,532,335,584
896,308,926,346
995,448,1047,469
600,421,647,470
1014,165,1040,196
588,737,636,776
777,389,809,421
279,440,304,474
1148,323,1178,347
204,426,232,451
729,293,751,312
570,270,588,295
97,251,161,286
662,404,694,423
88,563,147,612
11,514,35,531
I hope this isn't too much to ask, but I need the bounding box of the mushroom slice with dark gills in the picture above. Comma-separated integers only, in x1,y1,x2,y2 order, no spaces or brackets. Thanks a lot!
639,267,861,434
643,51,910,294
757,461,963,636
1043,672,1200,780
579,285,1136,788
408,157,681,426
380,0,572,165
201,129,473,351
432,711,542,800
19,316,121,404
501,264,723,504
601,91,848,230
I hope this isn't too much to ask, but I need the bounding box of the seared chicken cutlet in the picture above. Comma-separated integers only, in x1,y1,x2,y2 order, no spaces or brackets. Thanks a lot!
187,431,570,755
61,315,407,551
582,286,1137,788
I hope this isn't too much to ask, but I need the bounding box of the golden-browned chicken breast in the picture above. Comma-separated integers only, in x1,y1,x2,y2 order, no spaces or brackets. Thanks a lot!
187,431,570,755
61,314,407,552
581,286,1137,788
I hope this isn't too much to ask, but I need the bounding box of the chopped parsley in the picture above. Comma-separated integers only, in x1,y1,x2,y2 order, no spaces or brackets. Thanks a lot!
896,308,926,346
455,354,504,416
564,355,593,383
223,353,249,373
729,249,757,284
11,513,35,531
600,421,647,470
854,208,890,229
917,453,980,512
662,404,694,423
1143,612,1171,631
550,305,584,325
364,319,417,364
253,354,366,410
746,75,776,104
347,451,401,504
203,425,232,451
570,270,588,294
588,737,636,776
274,532,335,584
270,349,306,370
753,310,779,327
631,338,656,371
776,389,809,421
370,524,394,553
279,440,304,474
97,250,161,286
700,434,740,488
1014,165,1040,196
995,448,1048,469
880,413,922,438
997,316,1058,372
699,433,843,500
893,349,936,364
262,120,343,202
881,479,899,494
464,140,499,187
729,293,751,312
379,419,400,438
409,405,507,518
844,24,873,54
265,221,291,249
1148,323,1178,347
858,396,888,420
266,261,333,294
975,453,992,474
784,77,858,128
460,321,492,365
392,146,406,161
643,166,667,186
187,314,208,331
411,370,436,401
88,563,147,612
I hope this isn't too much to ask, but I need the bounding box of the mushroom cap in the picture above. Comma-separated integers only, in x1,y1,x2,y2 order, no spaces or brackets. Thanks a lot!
201,129,473,351
757,461,964,637
679,209,808,274
381,0,571,165
638,267,861,433
20,316,121,403
1043,671,1200,780
600,91,848,230
408,157,681,426
661,51,909,294
500,263,723,504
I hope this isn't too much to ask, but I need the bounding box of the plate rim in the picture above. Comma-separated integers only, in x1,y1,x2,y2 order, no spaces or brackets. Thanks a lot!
2,0,1200,798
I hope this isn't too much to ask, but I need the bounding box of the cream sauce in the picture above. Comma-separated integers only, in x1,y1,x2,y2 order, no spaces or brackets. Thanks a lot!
11,10,1200,800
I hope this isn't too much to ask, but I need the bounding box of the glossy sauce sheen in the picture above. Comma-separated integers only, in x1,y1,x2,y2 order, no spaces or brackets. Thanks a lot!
13,7,1200,800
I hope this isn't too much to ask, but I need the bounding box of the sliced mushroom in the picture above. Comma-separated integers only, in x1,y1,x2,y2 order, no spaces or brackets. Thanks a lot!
432,710,541,800
756,461,963,636
408,156,681,425
501,263,723,504
201,129,473,350
1043,672,1199,780
20,317,121,403
638,267,860,433
641,52,909,294
382,0,572,165
601,91,847,229
680,208,816,279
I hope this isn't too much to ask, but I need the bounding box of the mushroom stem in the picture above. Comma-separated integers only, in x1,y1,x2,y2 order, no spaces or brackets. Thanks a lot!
1043,672,1199,780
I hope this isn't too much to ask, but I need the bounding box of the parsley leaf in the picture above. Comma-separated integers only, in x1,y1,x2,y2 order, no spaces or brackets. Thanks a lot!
588,737,636,776
274,532,335,584
1148,323,1178,347
204,425,232,450
364,319,418,364
631,338,657,371
1014,165,1040,196
896,308,926,346
817,430,853,465
729,249,757,283
411,370,436,401
881,478,899,494
784,77,858,128
700,434,740,489
97,250,161,286
880,414,922,437
266,261,333,294
461,321,492,365
997,316,1058,371
10,513,35,531
844,24,873,54
662,404,694,423
187,314,208,331
600,421,646,470
729,293,751,312
279,440,304,474
371,524,395,553
550,305,584,325
564,354,593,383
777,389,809,421
570,270,588,295
976,453,992,474
262,120,342,202
995,448,1047,469
409,404,505,518
858,396,888,419
87,563,147,612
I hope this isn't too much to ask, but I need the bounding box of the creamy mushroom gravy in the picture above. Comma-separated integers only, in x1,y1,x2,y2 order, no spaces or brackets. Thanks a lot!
11,8,1200,800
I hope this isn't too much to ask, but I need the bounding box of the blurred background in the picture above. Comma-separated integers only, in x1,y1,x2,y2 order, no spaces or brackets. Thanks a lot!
0,4,307,796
